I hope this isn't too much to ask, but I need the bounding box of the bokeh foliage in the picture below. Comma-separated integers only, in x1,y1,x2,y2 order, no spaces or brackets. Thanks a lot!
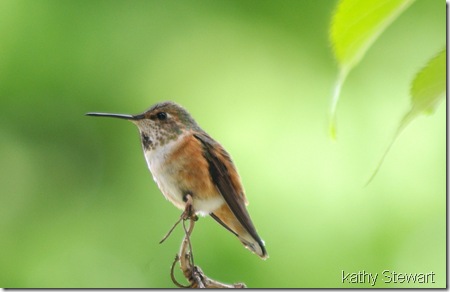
0,0,445,288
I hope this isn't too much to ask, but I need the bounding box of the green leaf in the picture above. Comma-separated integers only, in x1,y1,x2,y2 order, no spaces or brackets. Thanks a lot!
366,48,446,185
329,0,415,139
410,48,446,114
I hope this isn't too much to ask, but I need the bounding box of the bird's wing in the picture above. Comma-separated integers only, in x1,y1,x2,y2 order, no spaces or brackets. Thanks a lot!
193,132,261,245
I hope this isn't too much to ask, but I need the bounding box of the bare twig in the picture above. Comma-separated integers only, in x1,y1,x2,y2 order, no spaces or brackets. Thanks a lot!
159,216,183,244
170,255,190,288
167,194,247,288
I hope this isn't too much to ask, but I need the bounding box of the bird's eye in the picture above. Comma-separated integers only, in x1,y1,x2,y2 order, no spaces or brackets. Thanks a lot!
156,112,167,120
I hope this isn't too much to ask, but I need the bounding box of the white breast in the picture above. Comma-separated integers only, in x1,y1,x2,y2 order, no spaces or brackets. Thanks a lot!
143,136,186,210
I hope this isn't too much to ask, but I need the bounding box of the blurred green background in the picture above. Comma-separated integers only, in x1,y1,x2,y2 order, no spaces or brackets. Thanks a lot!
0,0,445,288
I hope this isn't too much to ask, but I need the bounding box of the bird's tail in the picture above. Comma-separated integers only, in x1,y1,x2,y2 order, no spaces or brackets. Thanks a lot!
238,229,268,259
211,204,268,259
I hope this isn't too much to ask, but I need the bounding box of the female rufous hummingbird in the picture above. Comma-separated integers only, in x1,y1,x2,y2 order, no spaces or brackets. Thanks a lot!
86,101,268,259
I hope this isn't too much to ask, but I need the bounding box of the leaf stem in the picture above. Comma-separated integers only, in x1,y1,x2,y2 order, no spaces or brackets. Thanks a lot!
329,67,349,140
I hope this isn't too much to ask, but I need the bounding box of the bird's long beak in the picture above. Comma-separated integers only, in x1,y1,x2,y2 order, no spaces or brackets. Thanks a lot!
85,112,145,120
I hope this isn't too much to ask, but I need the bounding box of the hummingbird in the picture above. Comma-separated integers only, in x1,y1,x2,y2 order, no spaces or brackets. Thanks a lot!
86,101,268,259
